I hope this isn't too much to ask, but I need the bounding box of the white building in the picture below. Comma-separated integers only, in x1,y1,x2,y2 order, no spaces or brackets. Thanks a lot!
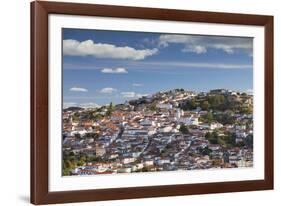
123,127,148,135
178,115,199,126
176,109,184,119
159,126,173,133
140,119,155,126
122,157,136,164
210,122,223,130
144,160,154,166
156,159,170,165
156,103,173,110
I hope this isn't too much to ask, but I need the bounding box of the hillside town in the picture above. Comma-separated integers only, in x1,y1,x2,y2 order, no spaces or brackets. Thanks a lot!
62,89,253,176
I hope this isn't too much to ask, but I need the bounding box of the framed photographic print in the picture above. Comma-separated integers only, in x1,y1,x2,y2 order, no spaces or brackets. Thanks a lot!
31,1,274,204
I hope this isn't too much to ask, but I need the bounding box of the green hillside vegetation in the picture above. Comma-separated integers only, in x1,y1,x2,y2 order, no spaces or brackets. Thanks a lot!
181,94,252,114
205,131,238,149
62,152,101,175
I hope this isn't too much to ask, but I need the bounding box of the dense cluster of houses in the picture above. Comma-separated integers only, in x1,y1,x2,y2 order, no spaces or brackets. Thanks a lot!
63,89,253,176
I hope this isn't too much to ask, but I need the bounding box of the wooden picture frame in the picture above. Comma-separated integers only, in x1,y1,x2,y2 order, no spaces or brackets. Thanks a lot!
31,1,274,204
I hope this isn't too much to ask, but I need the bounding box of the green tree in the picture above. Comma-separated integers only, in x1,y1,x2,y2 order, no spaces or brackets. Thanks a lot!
63,168,71,176
150,103,157,111
205,132,212,139
74,133,81,139
201,101,210,111
224,132,237,148
77,160,85,166
181,98,197,111
200,112,214,123
240,106,253,114
236,141,245,148
62,159,75,176
208,95,225,109
106,102,115,116
206,112,214,123
141,167,149,172
190,99,197,109
179,124,189,134
205,131,219,144
245,134,253,148
199,147,212,156
72,112,80,122
214,113,236,125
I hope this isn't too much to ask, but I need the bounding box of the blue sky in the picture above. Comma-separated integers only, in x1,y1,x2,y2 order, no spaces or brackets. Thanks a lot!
63,28,253,108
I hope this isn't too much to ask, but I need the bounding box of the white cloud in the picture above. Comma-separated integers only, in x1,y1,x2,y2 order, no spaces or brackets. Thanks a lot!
159,35,193,47
158,34,253,55
69,87,88,92
137,93,148,98
121,92,148,98
182,45,207,54
63,39,158,60
63,102,100,109
79,102,100,108
121,92,136,98
246,89,253,94
63,102,78,108
140,61,252,69
100,87,117,94
132,83,143,87
101,67,128,74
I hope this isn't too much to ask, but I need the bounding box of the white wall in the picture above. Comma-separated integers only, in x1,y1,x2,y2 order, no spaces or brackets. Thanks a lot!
0,0,280,205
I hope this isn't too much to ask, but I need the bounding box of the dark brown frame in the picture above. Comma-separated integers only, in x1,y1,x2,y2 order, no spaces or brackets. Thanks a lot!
31,0,274,204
